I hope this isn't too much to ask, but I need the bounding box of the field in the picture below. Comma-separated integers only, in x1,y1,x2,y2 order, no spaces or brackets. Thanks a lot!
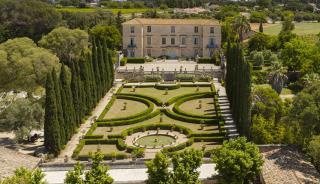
56,7,152,14
251,22,320,35
72,83,226,160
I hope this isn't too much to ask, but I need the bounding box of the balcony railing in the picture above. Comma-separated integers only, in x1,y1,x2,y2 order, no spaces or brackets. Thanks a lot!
127,43,137,48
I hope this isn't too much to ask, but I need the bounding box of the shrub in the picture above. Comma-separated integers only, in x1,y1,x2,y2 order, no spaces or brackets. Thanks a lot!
127,57,145,63
145,75,162,82
198,57,214,64
155,83,181,90
119,93,162,106
77,153,128,161
98,96,116,120
131,148,145,158
176,74,195,82
163,109,220,124
72,140,85,159
97,110,161,126
120,57,127,66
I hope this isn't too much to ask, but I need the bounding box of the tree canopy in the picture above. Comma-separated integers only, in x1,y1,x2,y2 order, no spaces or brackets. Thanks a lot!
39,27,89,63
0,37,60,92
90,25,121,50
0,167,46,184
212,137,264,184
0,98,44,142
0,0,61,42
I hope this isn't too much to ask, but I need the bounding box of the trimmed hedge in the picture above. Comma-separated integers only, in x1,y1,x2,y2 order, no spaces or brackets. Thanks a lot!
98,95,116,120
120,57,127,66
100,94,154,121
77,153,128,161
198,57,214,64
127,57,145,63
176,74,195,82
193,136,225,142
165,91,214,106
162,138,194,153
145,75,162,82
163,108,220,124
97,109,161,126
173,92,217,119
154,83,181,90
72,140,85,158
119,93,162,106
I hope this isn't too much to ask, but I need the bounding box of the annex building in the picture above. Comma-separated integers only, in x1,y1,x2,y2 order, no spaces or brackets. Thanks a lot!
122,18,221,58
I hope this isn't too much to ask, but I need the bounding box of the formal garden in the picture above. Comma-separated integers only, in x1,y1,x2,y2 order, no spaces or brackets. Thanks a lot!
72,82,226,160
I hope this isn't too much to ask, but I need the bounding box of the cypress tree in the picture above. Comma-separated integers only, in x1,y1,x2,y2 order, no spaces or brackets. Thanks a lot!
75,60,85,120
60,64,76,140
44,72,61,156
103,41,111,90
52,69,66,146
70,62,81,126
97,40,106,93
88,53,97,106
92,37,102,99
107,49,114,88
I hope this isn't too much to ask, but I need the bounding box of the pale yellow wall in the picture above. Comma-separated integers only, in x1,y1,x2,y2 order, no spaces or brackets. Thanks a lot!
123,23,221,58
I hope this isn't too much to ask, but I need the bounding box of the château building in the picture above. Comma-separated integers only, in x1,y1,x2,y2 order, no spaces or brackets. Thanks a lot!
122,18,221,58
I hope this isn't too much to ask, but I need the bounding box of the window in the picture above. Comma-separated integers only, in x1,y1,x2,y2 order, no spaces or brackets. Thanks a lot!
147,37,151,45
130,50,135,57
162,49,166,56
147,49,151,56
210,27,214,34
171,38,175,45
162,37,166,45
171,26,175,33
181,37,186,45
194,37,198,45
194,26,198,33
130,38,134,45
147,26,151,32
209,38,214,45
130,26,135,33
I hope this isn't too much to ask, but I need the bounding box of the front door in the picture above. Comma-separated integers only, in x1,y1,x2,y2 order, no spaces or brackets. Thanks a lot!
167,49,176,59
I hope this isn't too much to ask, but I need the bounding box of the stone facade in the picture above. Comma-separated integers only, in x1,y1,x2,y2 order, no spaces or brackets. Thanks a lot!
122,18,221,58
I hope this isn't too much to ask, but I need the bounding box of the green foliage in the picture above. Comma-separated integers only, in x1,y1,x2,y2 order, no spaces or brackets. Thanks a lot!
249,11,267,23
85,152,113,184
0,98,44,142
127,57,145,63
66,152,114,183
231,15,251,42
39,27,89,63
144,75,162,82
252,85,284,123
251,115,285,144
0,167,46,184
0,37,60,91
90,25,121,50
285,82,320,145
197,57,214,64
120,57,127,66
44,72,61,156
65,162,84,184
146,152,171,184
307,135,320,170
154,84,181,90
176,74,195,82
212,137,263,184
171,149,203,184
248,33,270,52
0,0,61,42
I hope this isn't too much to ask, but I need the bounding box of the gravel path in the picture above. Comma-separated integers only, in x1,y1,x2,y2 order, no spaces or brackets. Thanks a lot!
54,83,122,162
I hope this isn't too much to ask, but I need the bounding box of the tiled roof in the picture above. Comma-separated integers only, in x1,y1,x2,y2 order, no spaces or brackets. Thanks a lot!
122,18,219,25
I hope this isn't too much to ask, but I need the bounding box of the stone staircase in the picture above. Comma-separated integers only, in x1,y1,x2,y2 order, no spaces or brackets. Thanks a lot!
217,95,239,139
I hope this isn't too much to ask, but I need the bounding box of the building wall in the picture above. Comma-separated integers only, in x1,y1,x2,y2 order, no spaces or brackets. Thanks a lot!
123,22,221,58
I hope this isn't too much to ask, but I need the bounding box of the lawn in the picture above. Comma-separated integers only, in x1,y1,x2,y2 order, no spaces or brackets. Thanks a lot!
251,22,320,35
179,98,215,116
56,7,152,14
79,144,124,155
104,99,148,119
121,87,211,103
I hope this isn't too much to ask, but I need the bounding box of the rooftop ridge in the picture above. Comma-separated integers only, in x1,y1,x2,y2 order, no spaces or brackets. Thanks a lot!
122,18,220,25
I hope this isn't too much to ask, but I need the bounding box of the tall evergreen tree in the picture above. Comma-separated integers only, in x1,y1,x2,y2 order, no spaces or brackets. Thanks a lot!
103,41,111,90
87,53,97,106
60,64,76,140
92,37,102,99
107,49,114,88
52,69,66,146
259,21,263,33
44,72,61,156
70,62,81,126
97,40,106,93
